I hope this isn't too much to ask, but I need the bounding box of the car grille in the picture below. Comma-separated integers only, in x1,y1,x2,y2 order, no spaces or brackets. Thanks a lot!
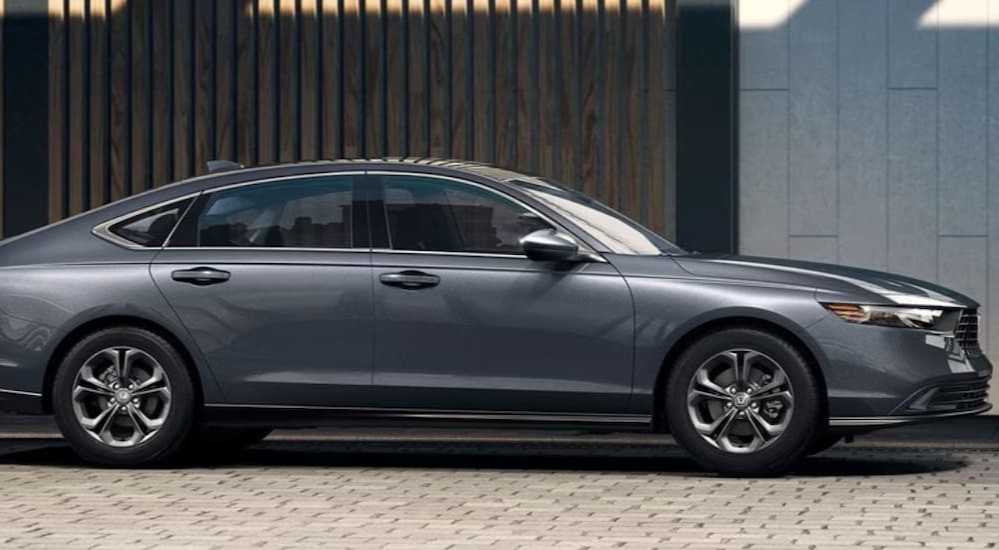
956,310,984,359
910,376,991,413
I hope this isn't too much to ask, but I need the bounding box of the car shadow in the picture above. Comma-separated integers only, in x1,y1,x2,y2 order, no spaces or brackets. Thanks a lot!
0,438,970,478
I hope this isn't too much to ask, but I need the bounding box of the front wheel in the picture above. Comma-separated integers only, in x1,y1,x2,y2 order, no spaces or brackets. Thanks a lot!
665,328,823,476
52,327,196,467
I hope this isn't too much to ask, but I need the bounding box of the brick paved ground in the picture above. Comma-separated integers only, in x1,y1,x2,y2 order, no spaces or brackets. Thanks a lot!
0,429,997,549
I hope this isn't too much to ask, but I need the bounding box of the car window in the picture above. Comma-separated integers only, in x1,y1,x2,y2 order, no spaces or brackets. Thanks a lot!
380,175,551,254
197,177,354,248
108,199,193,247
511,178,684,255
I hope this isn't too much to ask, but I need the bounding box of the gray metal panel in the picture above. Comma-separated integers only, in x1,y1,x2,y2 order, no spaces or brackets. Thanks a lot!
887,0,938,89
938,3,990,236
837,0,888,269
739,90,788,259
788,0,838,237
888,90,937,282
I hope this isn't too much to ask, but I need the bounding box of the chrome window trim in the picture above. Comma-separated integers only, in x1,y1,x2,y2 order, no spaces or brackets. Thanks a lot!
366,170,605,260
163,246,367,253
91,192,201,250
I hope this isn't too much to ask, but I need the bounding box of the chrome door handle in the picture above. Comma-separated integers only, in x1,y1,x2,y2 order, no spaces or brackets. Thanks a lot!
171,267,231,286
379,270,440,289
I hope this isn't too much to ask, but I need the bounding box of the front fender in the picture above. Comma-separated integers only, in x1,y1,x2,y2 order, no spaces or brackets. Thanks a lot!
623,275,830,413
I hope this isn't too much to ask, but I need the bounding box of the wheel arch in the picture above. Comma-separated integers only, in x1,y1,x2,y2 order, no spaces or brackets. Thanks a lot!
41,315,205,414
651,315,829,432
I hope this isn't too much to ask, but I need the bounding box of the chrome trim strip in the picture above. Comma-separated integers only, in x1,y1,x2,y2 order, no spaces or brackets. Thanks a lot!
372,248,530,260
829,403,992,427
91,192,202,250
0,388,43,398
163,247,368,253
204,403,650,424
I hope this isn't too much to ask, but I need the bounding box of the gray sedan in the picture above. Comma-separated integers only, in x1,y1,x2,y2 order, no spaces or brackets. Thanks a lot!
0,159,991,475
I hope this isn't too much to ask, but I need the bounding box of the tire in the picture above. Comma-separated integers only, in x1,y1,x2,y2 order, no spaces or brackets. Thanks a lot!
805,432,842,456
52,327,196,467
665,328,823,476
187,427,272,460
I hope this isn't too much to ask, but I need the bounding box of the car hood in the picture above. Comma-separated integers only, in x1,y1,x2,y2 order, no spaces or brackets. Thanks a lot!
671,254,976,309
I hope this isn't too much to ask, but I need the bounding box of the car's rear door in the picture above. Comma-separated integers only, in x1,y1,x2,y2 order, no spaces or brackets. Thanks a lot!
366,172,635,414
151,172,374,407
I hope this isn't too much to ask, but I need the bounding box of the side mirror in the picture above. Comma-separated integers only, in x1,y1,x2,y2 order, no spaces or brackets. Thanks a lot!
520,229,580,262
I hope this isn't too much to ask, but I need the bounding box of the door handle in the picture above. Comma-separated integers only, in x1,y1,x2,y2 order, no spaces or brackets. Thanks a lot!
379,270,440,289
171,267,231,286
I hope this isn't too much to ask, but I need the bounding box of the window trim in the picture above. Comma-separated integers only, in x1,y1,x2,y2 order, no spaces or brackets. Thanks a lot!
92,193,200,250
365,170,604,261
165,171,366,251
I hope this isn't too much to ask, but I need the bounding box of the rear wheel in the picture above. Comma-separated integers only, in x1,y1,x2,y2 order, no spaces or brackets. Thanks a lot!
666,328,823,476
52,327,196,467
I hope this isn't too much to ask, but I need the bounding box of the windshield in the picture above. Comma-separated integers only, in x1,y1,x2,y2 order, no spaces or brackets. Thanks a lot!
511,178,685,255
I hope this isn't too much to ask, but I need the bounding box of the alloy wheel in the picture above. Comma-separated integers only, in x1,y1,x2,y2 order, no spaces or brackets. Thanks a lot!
71,346,172,447
686,349,794,453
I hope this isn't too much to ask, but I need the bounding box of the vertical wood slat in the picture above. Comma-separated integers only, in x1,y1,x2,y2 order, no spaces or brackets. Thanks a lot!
46,0,64,224
88,0,107,206
237,0,258,166
278,0,298,162
131,0,150,192
67,0,86,215
321,0,342,159
300,0,320,159
109,0,129,201
385,0,406,156
151,0,171,187
341,0,361,157
216,0,237,162
37,0,678,239
427,0,447,157
257,0,278,163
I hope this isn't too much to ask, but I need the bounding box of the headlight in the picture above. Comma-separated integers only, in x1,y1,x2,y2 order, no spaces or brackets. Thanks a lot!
822,303,956,331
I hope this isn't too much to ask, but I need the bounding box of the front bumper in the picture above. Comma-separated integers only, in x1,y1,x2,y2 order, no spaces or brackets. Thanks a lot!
810,311,993,423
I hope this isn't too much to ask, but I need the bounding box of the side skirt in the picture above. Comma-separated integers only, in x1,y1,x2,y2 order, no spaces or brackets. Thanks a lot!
203,404,654,432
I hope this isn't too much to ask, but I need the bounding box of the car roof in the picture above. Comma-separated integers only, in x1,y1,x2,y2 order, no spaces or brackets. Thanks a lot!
189,158,541,189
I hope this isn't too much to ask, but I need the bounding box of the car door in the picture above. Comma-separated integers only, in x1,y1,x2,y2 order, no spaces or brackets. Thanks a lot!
367,172,635,413
151,173,374,407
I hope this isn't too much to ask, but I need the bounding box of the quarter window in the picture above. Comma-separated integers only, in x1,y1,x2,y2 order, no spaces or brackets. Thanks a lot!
380,175,551,255
108,199,192,247
196,177,354,248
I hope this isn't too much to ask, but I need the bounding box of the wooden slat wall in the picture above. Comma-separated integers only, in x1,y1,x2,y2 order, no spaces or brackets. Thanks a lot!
43,0,677,237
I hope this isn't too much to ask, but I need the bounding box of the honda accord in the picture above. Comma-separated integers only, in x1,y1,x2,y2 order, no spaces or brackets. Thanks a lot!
0,159,990,475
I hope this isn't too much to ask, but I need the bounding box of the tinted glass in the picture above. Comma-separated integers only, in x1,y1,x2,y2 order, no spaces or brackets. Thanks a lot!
381,175,551,254
197,177,353,248
511,178,683,255
109,199,192,247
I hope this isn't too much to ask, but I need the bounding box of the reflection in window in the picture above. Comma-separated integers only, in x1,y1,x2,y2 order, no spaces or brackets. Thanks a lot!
382,176,551,254
198,178,353,248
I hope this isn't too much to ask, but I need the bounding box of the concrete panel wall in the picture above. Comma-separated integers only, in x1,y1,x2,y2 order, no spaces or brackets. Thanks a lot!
739,0,999,408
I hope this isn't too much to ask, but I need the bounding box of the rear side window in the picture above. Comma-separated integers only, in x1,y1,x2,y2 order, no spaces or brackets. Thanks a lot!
195,177,355,248
108,199,192,247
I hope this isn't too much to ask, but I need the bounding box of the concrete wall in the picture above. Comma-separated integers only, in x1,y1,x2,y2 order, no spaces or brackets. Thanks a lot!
738,0,999,408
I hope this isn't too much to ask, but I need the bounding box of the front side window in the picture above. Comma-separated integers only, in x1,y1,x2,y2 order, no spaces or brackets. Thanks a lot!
108,199,192,247
380,175,551,255
196,177,354,248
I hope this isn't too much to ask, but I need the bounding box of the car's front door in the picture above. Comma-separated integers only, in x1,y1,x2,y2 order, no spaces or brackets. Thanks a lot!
151,173,374,407
367,172,634,413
